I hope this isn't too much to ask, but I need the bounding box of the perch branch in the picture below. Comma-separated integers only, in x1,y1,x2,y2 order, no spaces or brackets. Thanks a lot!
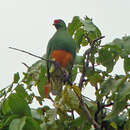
9,47,50,62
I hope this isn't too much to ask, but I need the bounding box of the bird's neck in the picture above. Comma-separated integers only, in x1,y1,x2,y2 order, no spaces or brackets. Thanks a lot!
56,26,66,31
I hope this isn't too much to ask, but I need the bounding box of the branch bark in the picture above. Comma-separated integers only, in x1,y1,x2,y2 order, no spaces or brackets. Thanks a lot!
77,95,101,129
79,36,105,89
78,36,105,129
9,47,50,62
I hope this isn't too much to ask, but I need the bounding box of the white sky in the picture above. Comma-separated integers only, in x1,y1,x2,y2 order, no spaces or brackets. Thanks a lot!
0,0,129,98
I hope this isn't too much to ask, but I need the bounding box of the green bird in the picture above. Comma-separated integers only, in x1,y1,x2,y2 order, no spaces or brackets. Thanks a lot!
46,19,76,95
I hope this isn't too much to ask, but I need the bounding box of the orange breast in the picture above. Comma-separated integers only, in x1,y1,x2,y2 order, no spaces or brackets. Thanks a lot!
51,50,73,67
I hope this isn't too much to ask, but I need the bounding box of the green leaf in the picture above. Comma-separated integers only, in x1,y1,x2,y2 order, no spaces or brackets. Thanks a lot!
37,80,45,98
7,84,13,93
100,78,114,99
9,117,26,130
70,117,83,128
104,77,128,120
97,46,119,72
2,100,11,115
98,48,113,72
9,116,41,130
81,38,89,46
23,60,46,86
81,16,101,41
23,117,42,130
15,84,28,99
8,93,31,116
124,119,130,130
31,109,44,120
15,84,34,104
110,122,118,130
113,76,128,92
85,67,103,86
62,85,79,110
124,56,130,73
74,28,85,51
37,65,47,98
68,16,82,36
99,76,129,103
105,98,127,120
84,99,97,116
13,72,20,83
3,115,18,128
72,85,81,96
116,81,130,102
45,109,57,126
28,60,46,73
71,66,77,82
110,36,130,52
70,116,91,129
90,73,103,86
74,55,83,65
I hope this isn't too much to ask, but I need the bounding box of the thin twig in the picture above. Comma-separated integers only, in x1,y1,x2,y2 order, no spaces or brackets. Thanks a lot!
93,36,105,43
71,109,75,120
48,94,54,102
22,62,29,68
82,95,94,102
91,55,101,125
102,102,114,108
9,47,50,62
94,101,101,122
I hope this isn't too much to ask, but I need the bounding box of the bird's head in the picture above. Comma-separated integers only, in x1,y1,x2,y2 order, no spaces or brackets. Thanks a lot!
53,19,66,30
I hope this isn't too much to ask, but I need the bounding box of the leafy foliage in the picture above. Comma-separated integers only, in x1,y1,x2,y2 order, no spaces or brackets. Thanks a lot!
0,16,130,130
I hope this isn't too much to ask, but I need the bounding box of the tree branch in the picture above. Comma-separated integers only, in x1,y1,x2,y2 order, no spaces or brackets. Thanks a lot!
77,94,101,129
9,47,50,62
79,36,105,89
48,94,54,102
77,36,105,129
93,36,105,43
78,48,90,89
73,88,101,129
71,109,75,120
102,102,114,108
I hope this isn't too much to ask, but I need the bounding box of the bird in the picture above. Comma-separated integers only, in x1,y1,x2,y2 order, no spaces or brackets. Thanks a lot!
46,19,76,95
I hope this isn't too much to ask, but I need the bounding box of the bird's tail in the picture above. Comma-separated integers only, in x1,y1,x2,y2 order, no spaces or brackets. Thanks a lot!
49,64,69,95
